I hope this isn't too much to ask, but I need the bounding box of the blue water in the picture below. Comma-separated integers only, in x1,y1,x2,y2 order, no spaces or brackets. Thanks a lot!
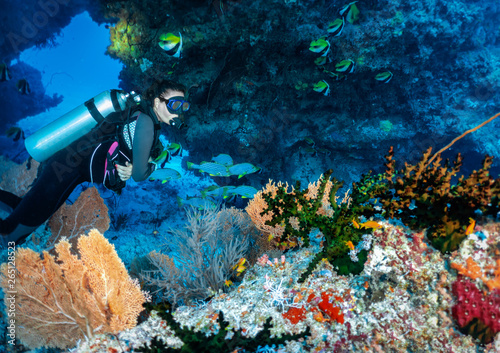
17,11,122,134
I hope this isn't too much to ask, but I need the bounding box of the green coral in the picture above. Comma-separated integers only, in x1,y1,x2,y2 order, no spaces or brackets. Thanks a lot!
259,170,383,281
138,303,310,352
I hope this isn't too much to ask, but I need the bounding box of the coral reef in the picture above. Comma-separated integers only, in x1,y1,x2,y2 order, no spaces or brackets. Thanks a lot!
0,229,148,349
141,206,259,306
0,157,39,197
449,222,500,344
380,146,500,253
73,222,500,352
246,170,379,282
47,186,110,250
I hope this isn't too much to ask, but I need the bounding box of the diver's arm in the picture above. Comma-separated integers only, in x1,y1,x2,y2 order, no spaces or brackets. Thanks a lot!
131,114,156,182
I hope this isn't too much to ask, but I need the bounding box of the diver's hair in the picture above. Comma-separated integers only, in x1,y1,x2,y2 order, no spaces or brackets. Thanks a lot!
143,79,187,107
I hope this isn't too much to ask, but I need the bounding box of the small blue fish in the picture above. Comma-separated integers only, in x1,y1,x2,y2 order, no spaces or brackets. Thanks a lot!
187,161,231,176
211,153,234,166
148,168,181,183
324,69,347,81
226,185,258,198
316,148,331,156
304,137,315,147
314,56,330,66
177,196,216,210
228,163,261,178
201,185,232,198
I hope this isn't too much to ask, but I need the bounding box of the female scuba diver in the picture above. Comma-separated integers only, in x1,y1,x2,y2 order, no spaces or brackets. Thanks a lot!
0,79,189,244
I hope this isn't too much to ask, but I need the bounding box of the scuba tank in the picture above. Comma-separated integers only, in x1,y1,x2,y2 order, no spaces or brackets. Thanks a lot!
25,89,140,162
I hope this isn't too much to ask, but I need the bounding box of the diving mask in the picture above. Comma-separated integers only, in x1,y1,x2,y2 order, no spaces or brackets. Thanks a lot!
159,96,190,114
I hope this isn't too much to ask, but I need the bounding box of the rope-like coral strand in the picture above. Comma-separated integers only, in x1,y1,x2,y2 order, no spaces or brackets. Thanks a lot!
426,112,500,168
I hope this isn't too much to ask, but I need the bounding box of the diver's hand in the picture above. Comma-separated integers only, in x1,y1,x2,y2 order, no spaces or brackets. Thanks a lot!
116,161,132,181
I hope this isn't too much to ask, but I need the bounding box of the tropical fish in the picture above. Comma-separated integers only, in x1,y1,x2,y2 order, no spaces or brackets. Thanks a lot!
304,147,317,156
465,218,475,235
309,38,330,57
200,185,232,198
167,142,182,156
166,142,182,160
224,280,233,287
375,71,393,83
0,63,11,82
158,32,183,58
327,18,345,37
304,137,315,147
339,2,360,24
228,163,261,178
187,161,231,176
324,69,347,81
313,80,330,96
211,153,234,166
148,167,181,183
16,79,31,95
226,185,258,198
360,221,382,229
316,148,332,155
314,56,328,66
335,59,355,73
232,258,247,276
176,196,216,210
153,150,170,168
345,241,355,251
353,218,382,229
5,127,25,141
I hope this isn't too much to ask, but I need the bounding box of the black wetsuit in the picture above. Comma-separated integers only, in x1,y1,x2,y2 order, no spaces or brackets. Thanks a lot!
0,105,160,244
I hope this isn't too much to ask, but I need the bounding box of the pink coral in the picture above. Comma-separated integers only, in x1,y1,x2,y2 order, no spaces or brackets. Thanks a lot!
452,275,500,333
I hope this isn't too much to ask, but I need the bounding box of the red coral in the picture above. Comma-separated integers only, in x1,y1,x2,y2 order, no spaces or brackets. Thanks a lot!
318,292,344,324
283,306,307,324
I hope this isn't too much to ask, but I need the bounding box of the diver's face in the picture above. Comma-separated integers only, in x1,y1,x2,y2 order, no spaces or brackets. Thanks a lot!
153,90,185,125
